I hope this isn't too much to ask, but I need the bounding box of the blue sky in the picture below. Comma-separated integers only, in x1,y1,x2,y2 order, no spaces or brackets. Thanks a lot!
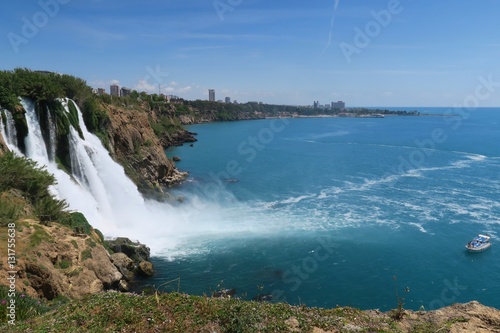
2,0,500,106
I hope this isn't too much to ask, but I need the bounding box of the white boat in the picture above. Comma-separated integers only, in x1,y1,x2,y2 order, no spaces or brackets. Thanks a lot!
465,234,491,252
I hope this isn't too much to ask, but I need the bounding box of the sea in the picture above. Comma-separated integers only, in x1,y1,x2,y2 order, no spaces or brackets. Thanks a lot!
140,107,500,311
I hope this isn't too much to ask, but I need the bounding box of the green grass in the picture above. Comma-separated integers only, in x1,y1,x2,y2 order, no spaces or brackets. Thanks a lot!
0,292,400,333
55,260,72,269
0,286,50,324
81,248,92,261
29,225,53,248
85,238,97,248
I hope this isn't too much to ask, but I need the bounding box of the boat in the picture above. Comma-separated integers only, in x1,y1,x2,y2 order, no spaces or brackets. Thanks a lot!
465,234,491,252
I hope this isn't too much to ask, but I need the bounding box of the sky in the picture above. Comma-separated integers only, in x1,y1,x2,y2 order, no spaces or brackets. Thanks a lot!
2,0,500,107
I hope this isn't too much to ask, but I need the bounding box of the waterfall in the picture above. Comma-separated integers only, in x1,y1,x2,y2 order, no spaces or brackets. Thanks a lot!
20,98,50,165
0,109,21,154
19,98,111,234
4,110,17,145
16,97,175,247
8,97,262,256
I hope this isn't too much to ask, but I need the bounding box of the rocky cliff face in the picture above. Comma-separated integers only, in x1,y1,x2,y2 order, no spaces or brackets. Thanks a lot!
102,103,187,193
0,133,7,155
0,219,126,300
0,220,155,300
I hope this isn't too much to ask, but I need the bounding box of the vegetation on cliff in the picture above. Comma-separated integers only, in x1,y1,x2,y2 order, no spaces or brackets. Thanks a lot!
2,290,500,333
0,152,67,225
0,69,185,193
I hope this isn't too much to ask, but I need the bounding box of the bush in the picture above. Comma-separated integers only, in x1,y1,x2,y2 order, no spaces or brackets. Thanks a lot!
59,212,92,236
0,152,55,198
0,192,24,227
81,248,93,261
0,152,68,224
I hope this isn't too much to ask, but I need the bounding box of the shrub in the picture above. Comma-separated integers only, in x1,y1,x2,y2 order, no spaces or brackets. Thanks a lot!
81,248,93,261
29,225,53,248
0,153,67,224
59,212,92,236
56,260,72,269
0,192,24,227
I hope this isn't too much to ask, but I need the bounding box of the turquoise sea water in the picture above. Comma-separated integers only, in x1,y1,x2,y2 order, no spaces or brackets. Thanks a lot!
146,108,500,311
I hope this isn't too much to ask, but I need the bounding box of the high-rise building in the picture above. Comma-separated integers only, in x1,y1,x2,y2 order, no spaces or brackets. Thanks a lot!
110,84,120,97
120,87,131,97
332,101,346,109
225,97,231,103
209,89,215,102
313,101,319,109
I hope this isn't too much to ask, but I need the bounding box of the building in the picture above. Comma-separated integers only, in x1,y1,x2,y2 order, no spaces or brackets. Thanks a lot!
225,97,231,103
313,101,319,109
110,84,120,97
332,101,346,109
120,87,131,97
97,88,106,95
209,89,215,102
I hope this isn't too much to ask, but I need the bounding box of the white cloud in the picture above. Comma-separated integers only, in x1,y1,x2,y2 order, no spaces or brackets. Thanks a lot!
170,81,178,86
162,85,192,95
178,86,192,93
135,79,157,93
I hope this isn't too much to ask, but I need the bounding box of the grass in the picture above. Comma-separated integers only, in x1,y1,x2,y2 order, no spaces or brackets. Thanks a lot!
0,291,406,333
81,248,93,261
55,260,72,269
0,286,50,325
28,225,53,248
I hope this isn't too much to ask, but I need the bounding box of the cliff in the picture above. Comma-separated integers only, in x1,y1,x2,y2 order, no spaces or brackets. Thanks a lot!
0,134,6,156
0,219,123,300
100,102,187,193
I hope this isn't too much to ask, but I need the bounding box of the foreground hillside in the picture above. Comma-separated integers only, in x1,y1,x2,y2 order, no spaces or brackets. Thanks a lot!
2,291,500,333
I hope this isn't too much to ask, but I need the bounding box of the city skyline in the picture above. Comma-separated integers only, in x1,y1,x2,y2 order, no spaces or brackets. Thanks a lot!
2,1,500,106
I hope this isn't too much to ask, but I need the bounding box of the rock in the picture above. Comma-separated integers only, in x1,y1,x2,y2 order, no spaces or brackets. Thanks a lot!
118,279,130,292
172,156,181,162
111,253,135,280
253,293,273,302
84,247,123,288
24,263,60,300
212,288,236,298
104,103,185,191
106,237,151,262
0,133,7,156
90,279,104,294
138,261,154,277
342,323,363,332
